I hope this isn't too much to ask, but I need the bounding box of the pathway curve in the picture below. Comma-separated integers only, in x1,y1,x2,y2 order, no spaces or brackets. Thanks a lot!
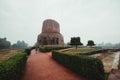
22,49,85,80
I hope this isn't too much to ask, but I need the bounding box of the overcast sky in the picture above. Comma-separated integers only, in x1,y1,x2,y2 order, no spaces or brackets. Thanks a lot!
0,0,120,46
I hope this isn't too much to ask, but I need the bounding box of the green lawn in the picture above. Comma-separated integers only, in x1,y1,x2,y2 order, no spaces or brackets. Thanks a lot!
64,47,99,54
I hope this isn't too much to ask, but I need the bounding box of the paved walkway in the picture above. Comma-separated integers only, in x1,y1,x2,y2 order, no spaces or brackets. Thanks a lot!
22,49,85,80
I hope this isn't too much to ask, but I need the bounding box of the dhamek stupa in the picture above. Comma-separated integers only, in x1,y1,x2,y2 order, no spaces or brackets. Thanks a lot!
37,19,64,47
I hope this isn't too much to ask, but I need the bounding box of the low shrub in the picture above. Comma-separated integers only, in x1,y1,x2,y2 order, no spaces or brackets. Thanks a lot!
0,52,27,80
24,48,31,55
52,51,105,80
79,49,107,55
39,47,70,52
24,46,35,55
39,47,52,52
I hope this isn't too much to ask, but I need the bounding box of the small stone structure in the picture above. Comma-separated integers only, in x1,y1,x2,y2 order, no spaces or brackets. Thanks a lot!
37,19,64,47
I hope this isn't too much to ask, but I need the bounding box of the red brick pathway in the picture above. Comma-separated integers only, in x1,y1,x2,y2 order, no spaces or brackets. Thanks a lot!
22,49,85,80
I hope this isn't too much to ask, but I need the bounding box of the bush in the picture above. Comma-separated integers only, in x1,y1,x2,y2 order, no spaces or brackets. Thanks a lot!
0,52,27,80
39,47,70,52
24,48,31,55
52,51,105,80
39,47,52,52
24,46,35,55
79,49,107,55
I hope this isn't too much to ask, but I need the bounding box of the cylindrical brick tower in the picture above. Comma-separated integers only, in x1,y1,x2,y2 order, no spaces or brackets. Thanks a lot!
37,19,64,47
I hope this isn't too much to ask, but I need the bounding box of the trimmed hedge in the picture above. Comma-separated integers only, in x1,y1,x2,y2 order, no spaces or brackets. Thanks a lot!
39,47,52,52
52,51,105,80
79,49,107,55
39,47,70,52
0,52,27,80
24,48,31,55
24,46,35,55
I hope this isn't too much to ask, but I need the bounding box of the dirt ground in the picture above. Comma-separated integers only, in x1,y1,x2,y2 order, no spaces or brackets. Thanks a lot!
0,49,24,61
108,69,120,80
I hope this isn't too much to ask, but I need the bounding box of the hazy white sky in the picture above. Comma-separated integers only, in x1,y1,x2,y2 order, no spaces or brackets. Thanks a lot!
0,0,120,46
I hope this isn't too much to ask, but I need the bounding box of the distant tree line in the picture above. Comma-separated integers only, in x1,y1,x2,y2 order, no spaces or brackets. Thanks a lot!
0,37,28,49
0,38,11,49
11,40,28,48
97,42,120,48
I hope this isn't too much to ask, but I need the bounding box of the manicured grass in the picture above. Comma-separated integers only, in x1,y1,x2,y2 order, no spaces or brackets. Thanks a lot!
64,47,99,54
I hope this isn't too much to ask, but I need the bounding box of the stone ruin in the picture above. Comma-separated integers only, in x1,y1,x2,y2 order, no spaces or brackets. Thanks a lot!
37,19,64,47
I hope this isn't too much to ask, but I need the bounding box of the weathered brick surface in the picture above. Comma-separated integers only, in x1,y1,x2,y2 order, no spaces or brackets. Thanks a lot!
37,19,64,46
42,19,60,33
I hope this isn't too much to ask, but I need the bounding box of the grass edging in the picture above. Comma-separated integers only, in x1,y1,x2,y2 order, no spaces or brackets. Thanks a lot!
52,50,105,80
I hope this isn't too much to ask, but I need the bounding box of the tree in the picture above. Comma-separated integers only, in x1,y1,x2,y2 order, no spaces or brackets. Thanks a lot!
70,37,83,49
12,40,28,48
87,40,95,47
0,37,11,49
